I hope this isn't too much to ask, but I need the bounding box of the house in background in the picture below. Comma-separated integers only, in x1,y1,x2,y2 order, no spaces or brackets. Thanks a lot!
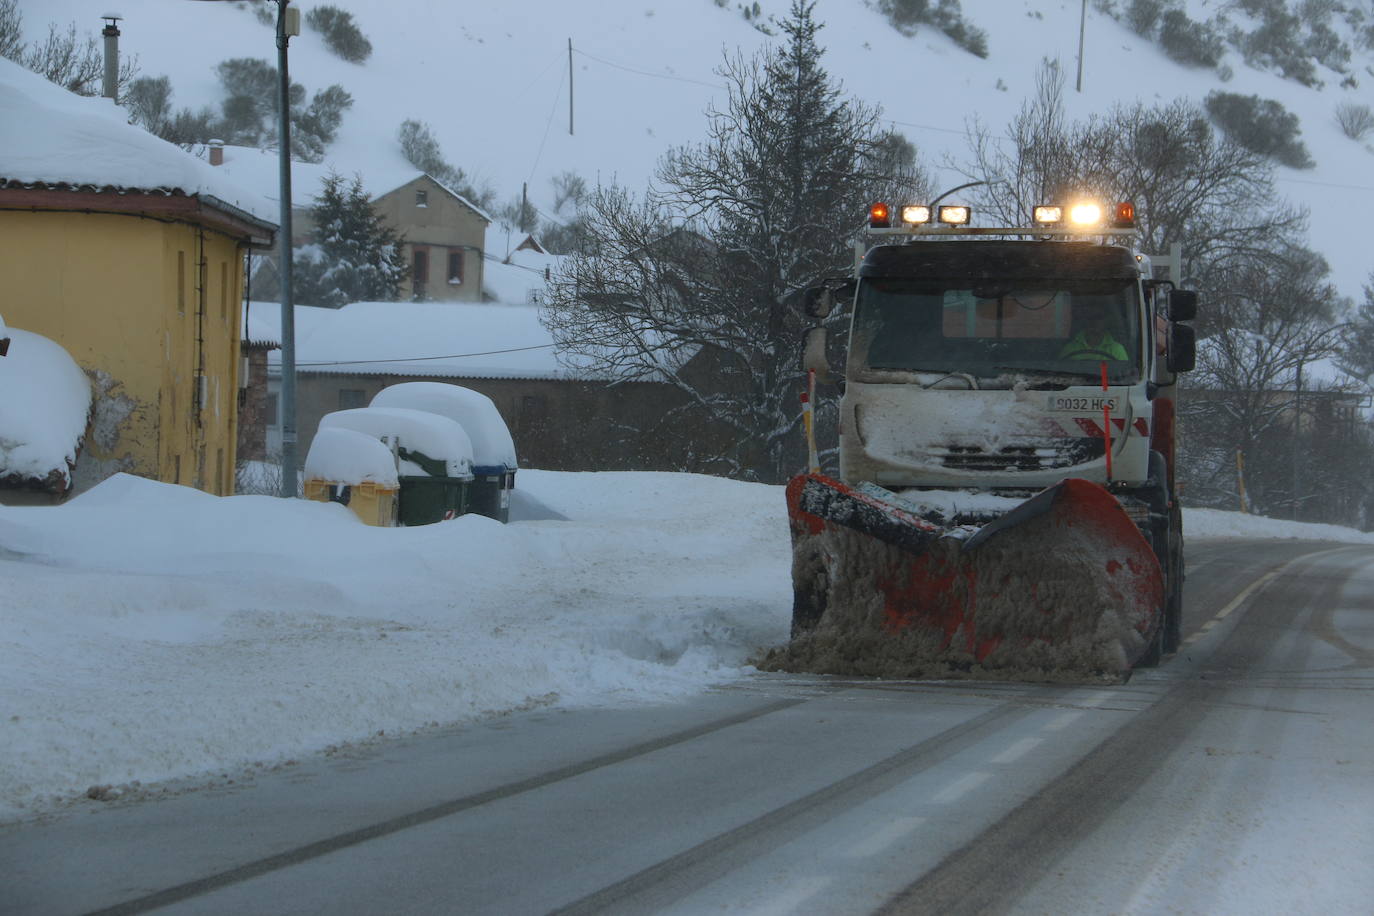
207,143,490,303
239,247,720,474
0,59,276,497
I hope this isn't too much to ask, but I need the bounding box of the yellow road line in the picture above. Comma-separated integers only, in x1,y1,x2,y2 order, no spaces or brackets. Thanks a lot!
1182,546,1353,647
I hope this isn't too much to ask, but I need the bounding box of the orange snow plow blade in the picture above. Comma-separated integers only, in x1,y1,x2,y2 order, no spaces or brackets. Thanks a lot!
760,474,1164,681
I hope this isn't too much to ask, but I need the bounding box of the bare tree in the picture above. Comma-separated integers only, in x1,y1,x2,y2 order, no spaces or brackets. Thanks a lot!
1180,244,1358,519
543,1,926,481
13,19,139,98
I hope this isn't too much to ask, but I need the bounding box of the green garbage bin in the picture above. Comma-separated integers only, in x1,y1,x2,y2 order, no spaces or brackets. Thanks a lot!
467,466,515,523
395,445,473,525
396,474,471,525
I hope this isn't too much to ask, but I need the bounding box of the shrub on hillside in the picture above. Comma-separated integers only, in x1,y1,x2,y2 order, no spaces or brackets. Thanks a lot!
306,5,372,64
1158,9,1225,69
1335,100,1374,141
1241,8,1321,86
1125,0,1164,36
1205,91,1315,169
875,0,989,58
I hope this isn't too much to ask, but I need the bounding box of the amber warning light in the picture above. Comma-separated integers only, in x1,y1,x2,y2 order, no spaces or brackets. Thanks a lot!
1114,201,1136,228
869,202,892,228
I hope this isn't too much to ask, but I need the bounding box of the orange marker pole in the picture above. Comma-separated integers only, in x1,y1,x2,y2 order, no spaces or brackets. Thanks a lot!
1101,361,1113,480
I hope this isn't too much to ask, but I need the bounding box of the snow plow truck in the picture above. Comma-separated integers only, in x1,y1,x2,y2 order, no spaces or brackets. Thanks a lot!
766,200,1197,681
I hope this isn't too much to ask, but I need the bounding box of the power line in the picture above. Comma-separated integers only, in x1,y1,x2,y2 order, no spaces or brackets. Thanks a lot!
573,48,726,90
1275,175,1374,193
297,342,558,368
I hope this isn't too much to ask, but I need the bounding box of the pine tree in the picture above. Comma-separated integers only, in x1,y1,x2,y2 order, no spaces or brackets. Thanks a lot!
293,174,408,307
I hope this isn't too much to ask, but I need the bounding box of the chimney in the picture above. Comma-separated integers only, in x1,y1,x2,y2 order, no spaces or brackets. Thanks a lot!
101,13,122,103
208,139,225,167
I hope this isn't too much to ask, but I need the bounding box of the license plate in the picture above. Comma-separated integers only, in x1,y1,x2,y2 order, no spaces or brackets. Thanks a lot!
1049,395,1117,411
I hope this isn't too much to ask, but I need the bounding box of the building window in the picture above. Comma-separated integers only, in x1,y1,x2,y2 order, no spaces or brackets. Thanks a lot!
339,388,366,410
177,250,186,313
413,248,429,299
448,251,464,285
265,392,278,426
415,189,428,207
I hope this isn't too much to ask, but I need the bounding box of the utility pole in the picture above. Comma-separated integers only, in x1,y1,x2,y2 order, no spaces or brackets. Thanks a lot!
1076,0,1087,92
277,0,301,498
1292,362,1303,521
568,38,575,135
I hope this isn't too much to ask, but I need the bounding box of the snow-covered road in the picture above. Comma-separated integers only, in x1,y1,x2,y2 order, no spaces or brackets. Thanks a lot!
3,539,1371,915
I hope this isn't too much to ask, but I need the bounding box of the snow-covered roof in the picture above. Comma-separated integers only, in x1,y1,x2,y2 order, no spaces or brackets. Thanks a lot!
205,143,491,223
0,58,276,227
318,406,473,478
241,302,281,348
303,426,399,489
482,247,562,306
370,383,516,469
266,301,594,380
0,326,92,489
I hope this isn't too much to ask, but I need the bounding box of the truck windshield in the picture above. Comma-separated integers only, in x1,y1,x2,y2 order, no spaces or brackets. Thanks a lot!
851,277,1141,383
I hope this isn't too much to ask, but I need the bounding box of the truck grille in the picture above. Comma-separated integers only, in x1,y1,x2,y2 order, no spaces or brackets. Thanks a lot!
937,439,1105,472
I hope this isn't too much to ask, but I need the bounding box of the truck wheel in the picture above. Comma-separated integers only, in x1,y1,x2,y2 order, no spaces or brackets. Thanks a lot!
1137,612,1165,668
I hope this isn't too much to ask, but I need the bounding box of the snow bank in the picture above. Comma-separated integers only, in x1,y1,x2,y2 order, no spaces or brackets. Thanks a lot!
0,469,790,820
0,327,92,485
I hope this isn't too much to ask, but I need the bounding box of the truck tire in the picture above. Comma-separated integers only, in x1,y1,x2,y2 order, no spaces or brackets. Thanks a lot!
1163,505,1185,653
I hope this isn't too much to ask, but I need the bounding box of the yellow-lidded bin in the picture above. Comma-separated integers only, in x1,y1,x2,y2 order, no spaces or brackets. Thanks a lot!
304,477,399,527
303,427,402,527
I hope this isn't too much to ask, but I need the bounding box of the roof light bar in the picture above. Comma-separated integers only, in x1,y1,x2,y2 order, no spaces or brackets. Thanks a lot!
1069,202,1102,226
900,204,932,225
938,205,971,226
1033,205,1063,225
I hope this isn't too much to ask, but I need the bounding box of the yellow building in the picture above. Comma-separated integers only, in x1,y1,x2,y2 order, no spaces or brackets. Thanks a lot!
0,59,276,496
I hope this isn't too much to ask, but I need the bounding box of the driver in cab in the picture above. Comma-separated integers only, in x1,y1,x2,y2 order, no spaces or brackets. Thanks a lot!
1058,298,1127,361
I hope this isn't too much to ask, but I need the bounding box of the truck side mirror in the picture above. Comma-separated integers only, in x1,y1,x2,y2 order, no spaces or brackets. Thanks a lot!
801,325,831,379
1167,288,1197,322
1167,322,1196,373
802,287,834,319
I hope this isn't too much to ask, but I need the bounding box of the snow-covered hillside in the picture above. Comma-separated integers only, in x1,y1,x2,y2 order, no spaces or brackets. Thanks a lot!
17,0,1374,298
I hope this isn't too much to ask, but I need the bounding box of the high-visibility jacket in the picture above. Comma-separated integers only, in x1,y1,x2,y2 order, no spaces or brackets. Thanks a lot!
1059,330,1126,360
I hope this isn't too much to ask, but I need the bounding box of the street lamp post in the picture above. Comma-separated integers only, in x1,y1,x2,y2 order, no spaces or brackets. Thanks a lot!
188,0,299,497
930,180,993,209
275,0,299,499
